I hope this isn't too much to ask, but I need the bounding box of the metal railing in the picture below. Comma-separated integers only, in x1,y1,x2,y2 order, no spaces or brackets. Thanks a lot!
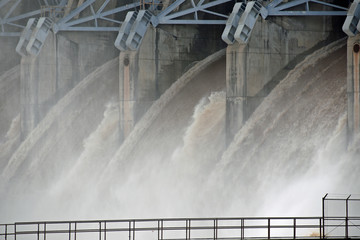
1,217,360,240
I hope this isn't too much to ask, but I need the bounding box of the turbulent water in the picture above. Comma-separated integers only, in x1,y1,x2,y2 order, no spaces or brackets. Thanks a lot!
0,39,359,222
0,58,119,222
208,39,360,217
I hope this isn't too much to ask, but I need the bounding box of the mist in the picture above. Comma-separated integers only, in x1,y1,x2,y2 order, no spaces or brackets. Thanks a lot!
0,36,359,224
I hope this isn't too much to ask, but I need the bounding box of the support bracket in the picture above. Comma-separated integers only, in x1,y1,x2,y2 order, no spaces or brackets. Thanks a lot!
343,0,360,37
234,1,266,44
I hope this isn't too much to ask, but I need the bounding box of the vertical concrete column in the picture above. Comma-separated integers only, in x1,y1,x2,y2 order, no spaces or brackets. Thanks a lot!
20,32,79,139
119,52,136,141
20,33,57,139
347,36,360,144
226,42,248,144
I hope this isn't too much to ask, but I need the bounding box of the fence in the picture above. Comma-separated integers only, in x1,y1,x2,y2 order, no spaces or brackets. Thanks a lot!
1,216,360,240
322,194,360,239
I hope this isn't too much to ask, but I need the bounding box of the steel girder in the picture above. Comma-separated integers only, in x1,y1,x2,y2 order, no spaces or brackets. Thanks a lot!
0,0,67,36
53,0,145,32
53,0,233,32
266,0,348,16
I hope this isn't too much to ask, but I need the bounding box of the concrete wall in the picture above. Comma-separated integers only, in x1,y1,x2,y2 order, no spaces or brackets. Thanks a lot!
0,38,21,76
20,33,78,138
225,16,344,142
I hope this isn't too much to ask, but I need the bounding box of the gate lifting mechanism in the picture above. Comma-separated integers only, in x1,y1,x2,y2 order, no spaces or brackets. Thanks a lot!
0,0,353,55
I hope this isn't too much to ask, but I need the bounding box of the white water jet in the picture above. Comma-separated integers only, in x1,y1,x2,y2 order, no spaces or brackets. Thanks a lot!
0,114,20,169
205,38,359,217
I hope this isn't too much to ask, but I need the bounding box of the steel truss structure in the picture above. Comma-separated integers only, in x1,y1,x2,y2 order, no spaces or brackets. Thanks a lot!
0,0,350,37
0,0,354,54
0,0,67,36
266,0,348,16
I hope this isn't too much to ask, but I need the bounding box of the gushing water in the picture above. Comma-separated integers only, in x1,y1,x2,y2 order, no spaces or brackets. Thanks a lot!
0,39,359,223
207,39,359,217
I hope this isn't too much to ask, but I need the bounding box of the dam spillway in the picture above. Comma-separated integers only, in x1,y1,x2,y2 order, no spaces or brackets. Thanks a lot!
0,0,360,225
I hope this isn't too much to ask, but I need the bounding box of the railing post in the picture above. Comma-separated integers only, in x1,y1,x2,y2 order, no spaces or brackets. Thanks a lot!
158,220,164,240
132,221,135,240
69,223,71,240
74,222,77,240
5,224,7,240
161,220,164,240
213,219,218,240
128,221,131,240
99,222,102,240
346,195,351,239
319,218,322,240
37,223,40,240
322,194,328,239
104,222,107,240
44,223,46,240
267,218,270,240
185,220,191,240
241,219,244,240
293,218,296,239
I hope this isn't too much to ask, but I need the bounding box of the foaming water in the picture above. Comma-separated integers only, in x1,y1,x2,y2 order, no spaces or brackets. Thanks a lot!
171,91,226,179
0,65,20,140
0,58,119,222
40,101,120,219
206,38,359,217
99,91,227,219
1,39,359,223
0,115,20,169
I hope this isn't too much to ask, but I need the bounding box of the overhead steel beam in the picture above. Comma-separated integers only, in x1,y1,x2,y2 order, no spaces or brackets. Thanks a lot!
268,10,347,16
266,0,348,16
0,0,11,9
156,0,232,25
53,0,147,32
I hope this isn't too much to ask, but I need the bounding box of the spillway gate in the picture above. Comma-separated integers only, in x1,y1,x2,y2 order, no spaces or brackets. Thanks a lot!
1,216,360,240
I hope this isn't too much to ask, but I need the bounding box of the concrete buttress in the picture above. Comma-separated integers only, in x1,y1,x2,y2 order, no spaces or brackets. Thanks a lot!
347,36,360,146
20,32,79,139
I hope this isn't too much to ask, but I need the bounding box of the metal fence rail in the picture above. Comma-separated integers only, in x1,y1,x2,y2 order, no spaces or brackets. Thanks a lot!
1,217,360,240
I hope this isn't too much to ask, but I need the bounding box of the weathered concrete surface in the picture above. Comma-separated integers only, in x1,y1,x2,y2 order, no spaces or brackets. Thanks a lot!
0,66,20,139
119,24,226,139
347,35,360,145
61,32,119,81
20,33,79,139
225,16,344,142
0,38,20,76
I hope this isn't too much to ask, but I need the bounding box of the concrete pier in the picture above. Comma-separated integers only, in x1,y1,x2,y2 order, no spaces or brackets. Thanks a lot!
347,36,360,145
20,33,79,139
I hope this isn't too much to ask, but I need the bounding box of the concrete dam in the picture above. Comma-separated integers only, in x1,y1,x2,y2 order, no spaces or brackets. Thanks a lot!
0,0,360,226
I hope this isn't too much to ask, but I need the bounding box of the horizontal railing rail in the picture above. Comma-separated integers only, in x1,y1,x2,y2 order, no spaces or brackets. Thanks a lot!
1,217,360,240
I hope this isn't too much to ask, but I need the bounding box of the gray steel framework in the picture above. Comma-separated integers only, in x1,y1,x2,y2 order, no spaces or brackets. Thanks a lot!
0,0,67,36
0,0,350,37
266,0,348,16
